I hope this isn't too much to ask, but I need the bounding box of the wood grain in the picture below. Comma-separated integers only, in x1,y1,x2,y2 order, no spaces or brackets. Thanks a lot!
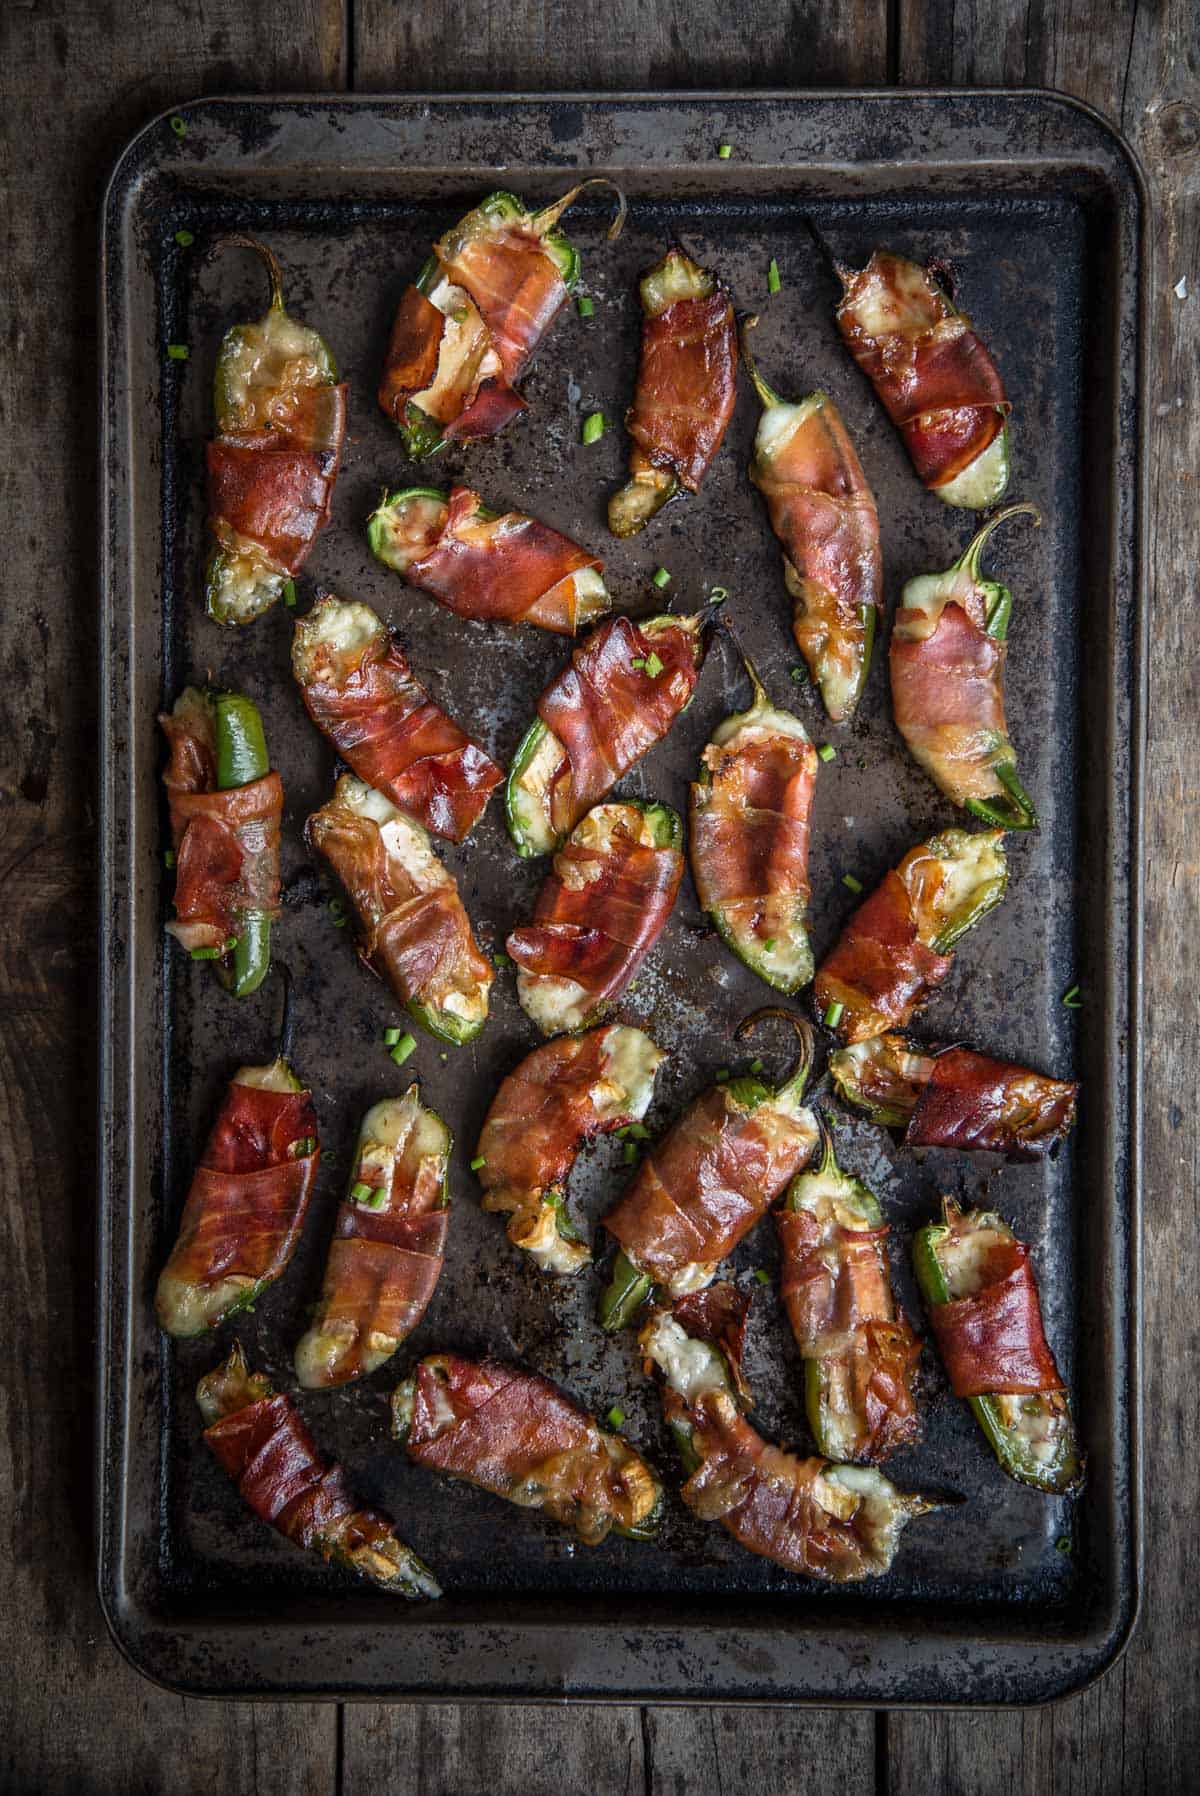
0,2,343,1791
343,1705,646,1796
644,1708,878,1795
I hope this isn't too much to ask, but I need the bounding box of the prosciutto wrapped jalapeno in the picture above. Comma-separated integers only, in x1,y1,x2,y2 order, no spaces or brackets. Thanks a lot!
891,505,1039,829
813,828,1007,1044
391,1355,662,1544
205,237,347,625
776,1130,920,1464
475,1024,665,1276
913,1200,1083,1493
199,1344,439,1598
742,321,883,721
689,643,818,993
508,800,683,1036
378,181,624,457
835,248,1010,510
609,249,738,538
831,1034,1078,1160
307,774,493,1045
505,609,710,857
160,686,282,997
156,1045,319,1337
294,1088,451,1389
599,1012,819,1329
293,594,502,844
367,484,609,635
640,1289,937,1581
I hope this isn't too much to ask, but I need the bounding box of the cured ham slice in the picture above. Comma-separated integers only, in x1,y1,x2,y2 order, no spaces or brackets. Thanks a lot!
199,1344,439,1597
293,594,502,843
391,1355,661,1545
928,1238,1064,1398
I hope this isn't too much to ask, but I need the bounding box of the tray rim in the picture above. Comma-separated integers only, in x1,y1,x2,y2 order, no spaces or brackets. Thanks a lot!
96,85,1147,1708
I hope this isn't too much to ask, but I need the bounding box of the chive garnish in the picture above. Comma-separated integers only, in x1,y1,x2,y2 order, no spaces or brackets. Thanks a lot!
842,873,863,894
581,410,606,445
749,1058,763,1075
753,1267,771,1285
623,1142,639,1164
818,743,836,763
169,115,187,138
715,1068,730,1083
383,1026,403,1046
822,1000,845,1029
167,344,189,360
630,657,645,669
350,1181,373,1203
643,651,665,678
708,586,729,604
164,849,176,869
292,1136,316,1158
790,665,808,683
763,937,776,952
767,258,782,294
651,566,671,589
365,1187,387,1210
390,1033,417,1065
328,898,345,917
174,229,194,248
606,1405,625,1428
577,296,595,318
493,951,511,967
628,1123,650,1140
190,946,219,960
1061,984,1082,1009
469,1154,486,1172
283,578,297,608
717,144,733,160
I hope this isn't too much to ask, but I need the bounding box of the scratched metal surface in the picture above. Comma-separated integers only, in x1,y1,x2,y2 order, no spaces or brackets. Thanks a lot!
98,94,1142,1703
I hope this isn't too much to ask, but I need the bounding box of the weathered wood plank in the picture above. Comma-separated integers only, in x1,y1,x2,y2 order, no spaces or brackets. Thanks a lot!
890,0,1200,1786
343,1703,646,1796
0,2,343,1790
644,1707,878,1795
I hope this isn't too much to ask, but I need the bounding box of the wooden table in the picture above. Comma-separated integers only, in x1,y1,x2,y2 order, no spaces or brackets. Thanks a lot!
2,2,1194,1790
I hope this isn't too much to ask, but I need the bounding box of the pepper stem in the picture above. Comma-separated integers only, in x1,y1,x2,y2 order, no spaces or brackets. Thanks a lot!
738,314,785,411
954,502,1041,583
692,592,731,635
533,178,627,243
734,1007,814,1106
274,961,296,1065
219,233,286,312
720,617,770,712
965,760,1039,831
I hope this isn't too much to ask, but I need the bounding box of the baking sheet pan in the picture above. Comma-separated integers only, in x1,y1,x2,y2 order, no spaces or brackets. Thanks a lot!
98,92,1144,1704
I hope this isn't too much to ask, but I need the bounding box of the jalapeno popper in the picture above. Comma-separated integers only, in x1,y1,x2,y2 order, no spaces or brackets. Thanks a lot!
913,1200,1083,1493
156,1024,320,1336
205,237,347,625
160,686,282,997
292,594,502,844
379,181,625,457
831,1035,1078,1160
367,484,609,635
199,1344,439,1597
599,1012,819,1329
689,640,818,994
391,1355,661,1544
742,320,882,721
891,505,1039,829
475,1025,665,1275
307,774,493,1045
777,1129,920,1464
813,828,1007,1044
835,248,1010,510
294,1087,451,1389
608,249,738,537
506,609,711,857
640,1288,938,1580
508,800,683,1036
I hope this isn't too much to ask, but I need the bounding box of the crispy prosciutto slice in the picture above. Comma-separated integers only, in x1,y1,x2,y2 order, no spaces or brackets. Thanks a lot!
475,1024,665,1275
307,774,493,1045
892,505,1038,829
813,828,1007,1044
599,1013,818,1328
368,484,609,635
293,594,502,843
199,1343,439,1597
776,1129,920,1464
509,800,683,1036
835,248,1010,509
830,1033,1078,1159
914,1200,1082,1492
156,1056,319,1337
505,610,710,857
294,1088,451,1389
690,641,818,994
205,237,346,625
379,182,624,457
742,321,882,721
609,249,738,537
391,1355,661,1544
640,1291,937,1581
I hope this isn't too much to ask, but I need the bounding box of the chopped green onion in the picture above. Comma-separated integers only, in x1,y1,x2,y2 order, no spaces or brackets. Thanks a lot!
708,586,729,604
643,651,665,679
282,578,297,608
439,1052,448,1063
224,935,238,951
628,1123,650,1140
606,1405,626,1428
452,307,469,324
190,946,219,960
717,143,733,160
174,229,194,247
163,849,176,869
492,951,511,968
390,1033,417,1066
291,1136,316,1158
469,1154,486,1172
577,296,595,318
790,665,808,683
818,743,836,763
715,1068,730,1083
842,873,863,894
630,657,645,669
365,1186,388,1210
753,1268,771,1285
169,115,187,138
822,1000,845,1029
749,1058,764,1075
767,257,782,295
651,566,672,589
623,1141,639,1164
167,343,189,360
328,897,346,917
383,1026,403,1046
581,410,606,445
763,937,776,952
1061,984,1082,1009
1055,1535,1073,1554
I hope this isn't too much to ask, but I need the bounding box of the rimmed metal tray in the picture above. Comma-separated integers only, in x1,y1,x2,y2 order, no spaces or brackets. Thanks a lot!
98,91,1144,1705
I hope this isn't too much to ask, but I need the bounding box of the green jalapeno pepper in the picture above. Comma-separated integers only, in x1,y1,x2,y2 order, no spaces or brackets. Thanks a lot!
212,693,274,997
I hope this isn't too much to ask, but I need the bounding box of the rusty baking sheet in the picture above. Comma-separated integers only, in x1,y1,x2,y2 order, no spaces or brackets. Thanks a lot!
98,92,1144,1705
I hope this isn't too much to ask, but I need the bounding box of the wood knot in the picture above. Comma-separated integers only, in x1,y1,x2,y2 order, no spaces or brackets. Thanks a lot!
1152,101,1200,158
